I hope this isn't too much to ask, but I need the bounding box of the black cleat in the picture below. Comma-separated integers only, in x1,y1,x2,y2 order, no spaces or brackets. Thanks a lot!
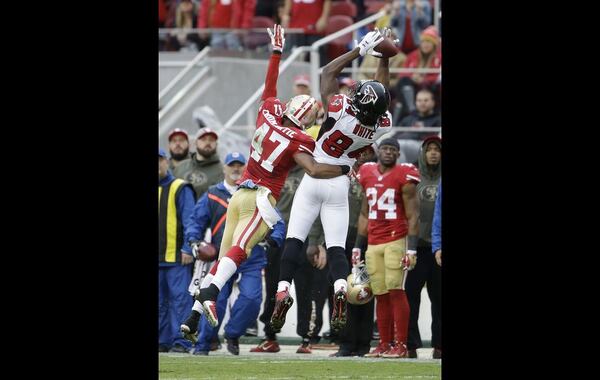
180,310,201,344
270,289,294,333
330,289,347,331
226,336,240,355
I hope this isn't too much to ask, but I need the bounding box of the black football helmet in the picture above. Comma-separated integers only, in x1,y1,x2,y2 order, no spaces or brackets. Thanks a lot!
351,80,390,127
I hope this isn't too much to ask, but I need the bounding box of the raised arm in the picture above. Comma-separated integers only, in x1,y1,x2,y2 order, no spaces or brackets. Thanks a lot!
259,24,285,109
320,29,384,105
293,151,349,179
375,57,390,88
374,28,396,87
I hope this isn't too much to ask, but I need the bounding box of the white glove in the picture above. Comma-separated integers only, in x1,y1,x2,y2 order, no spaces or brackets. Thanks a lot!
355,28,384,57
267,24,285,53
191,241,200,259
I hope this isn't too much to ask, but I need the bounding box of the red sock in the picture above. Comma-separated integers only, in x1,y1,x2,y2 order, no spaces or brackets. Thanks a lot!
376,293,393,345
389,289,410,344
226,245,247,267
209,260,219,275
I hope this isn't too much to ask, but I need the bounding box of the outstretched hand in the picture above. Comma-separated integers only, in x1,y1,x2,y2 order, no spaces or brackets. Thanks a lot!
267,24,285,53
355,28,384,57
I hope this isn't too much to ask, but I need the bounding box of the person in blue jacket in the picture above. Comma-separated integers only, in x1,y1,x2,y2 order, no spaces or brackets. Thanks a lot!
179,152,286,355
430,179,441,359
431,179,441,267
158,148,197,353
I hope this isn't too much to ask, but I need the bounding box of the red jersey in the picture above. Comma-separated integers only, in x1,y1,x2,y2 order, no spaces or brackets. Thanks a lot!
240,97,316,199
198,0,232,28
289,0,325,35
357,162,420,245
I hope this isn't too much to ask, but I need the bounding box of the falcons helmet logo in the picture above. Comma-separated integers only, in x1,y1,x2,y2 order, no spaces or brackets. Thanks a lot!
359,85,378,105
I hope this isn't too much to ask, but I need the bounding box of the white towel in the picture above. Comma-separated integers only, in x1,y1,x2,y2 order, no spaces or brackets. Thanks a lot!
188,260,216,296
255,186,281,229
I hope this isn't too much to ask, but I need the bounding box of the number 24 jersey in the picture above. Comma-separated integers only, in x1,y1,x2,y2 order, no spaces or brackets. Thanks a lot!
356,162,420,245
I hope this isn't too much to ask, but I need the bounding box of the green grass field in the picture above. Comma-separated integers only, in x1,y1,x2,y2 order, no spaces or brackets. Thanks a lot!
159,355,441,379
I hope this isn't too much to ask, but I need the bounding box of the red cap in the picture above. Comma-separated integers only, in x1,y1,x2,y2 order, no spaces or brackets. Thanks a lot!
168,128,189,141
294,74,310,87
420,26,439,46
196,127,218,140
422,135,442,147
339,77,356,88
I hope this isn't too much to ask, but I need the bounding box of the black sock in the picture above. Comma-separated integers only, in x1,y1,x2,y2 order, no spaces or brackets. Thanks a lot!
279,238,304,283
200,283,220,302
327,246,350,282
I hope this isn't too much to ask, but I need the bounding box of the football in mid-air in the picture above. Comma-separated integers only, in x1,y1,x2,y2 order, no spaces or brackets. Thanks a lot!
196,241,217,262
373,37,398,58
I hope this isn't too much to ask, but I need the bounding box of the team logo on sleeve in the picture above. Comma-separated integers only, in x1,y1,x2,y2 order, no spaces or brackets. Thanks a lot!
419,184,438,202
359,85,378,105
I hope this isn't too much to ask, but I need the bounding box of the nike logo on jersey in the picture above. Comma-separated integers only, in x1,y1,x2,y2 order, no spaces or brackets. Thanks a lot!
353,124,375,139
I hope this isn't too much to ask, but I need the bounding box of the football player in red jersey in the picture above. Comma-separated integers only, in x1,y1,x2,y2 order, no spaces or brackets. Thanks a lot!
354,138,420,359
270,28,393,333
195,24,351,328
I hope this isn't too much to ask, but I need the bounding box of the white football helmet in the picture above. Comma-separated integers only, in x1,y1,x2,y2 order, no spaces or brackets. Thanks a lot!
284,94,318,129
346,263,374,305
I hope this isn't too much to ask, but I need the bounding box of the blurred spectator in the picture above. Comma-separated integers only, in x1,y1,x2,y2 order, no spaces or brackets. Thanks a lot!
390,0,432,55
432,179,441,268
338,77,356,96
357,52,406,88
405,136,441,359
232,1,258,33
158,148,196,353
394,88,440,140
255,0,278,18
176,0,198,30
165,0,179,28
198,0,257,51
173,128,224,200
282,0,331,62
430,178,441,359
394,25,441,118
159,0,168,28
168,128,192,171
354,0,367,20
293,74,311,96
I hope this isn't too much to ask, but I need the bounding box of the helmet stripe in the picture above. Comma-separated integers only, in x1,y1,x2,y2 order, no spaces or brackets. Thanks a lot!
293,98,316,123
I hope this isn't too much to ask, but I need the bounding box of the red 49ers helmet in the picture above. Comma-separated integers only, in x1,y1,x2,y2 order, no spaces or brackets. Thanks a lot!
284,94,318,129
